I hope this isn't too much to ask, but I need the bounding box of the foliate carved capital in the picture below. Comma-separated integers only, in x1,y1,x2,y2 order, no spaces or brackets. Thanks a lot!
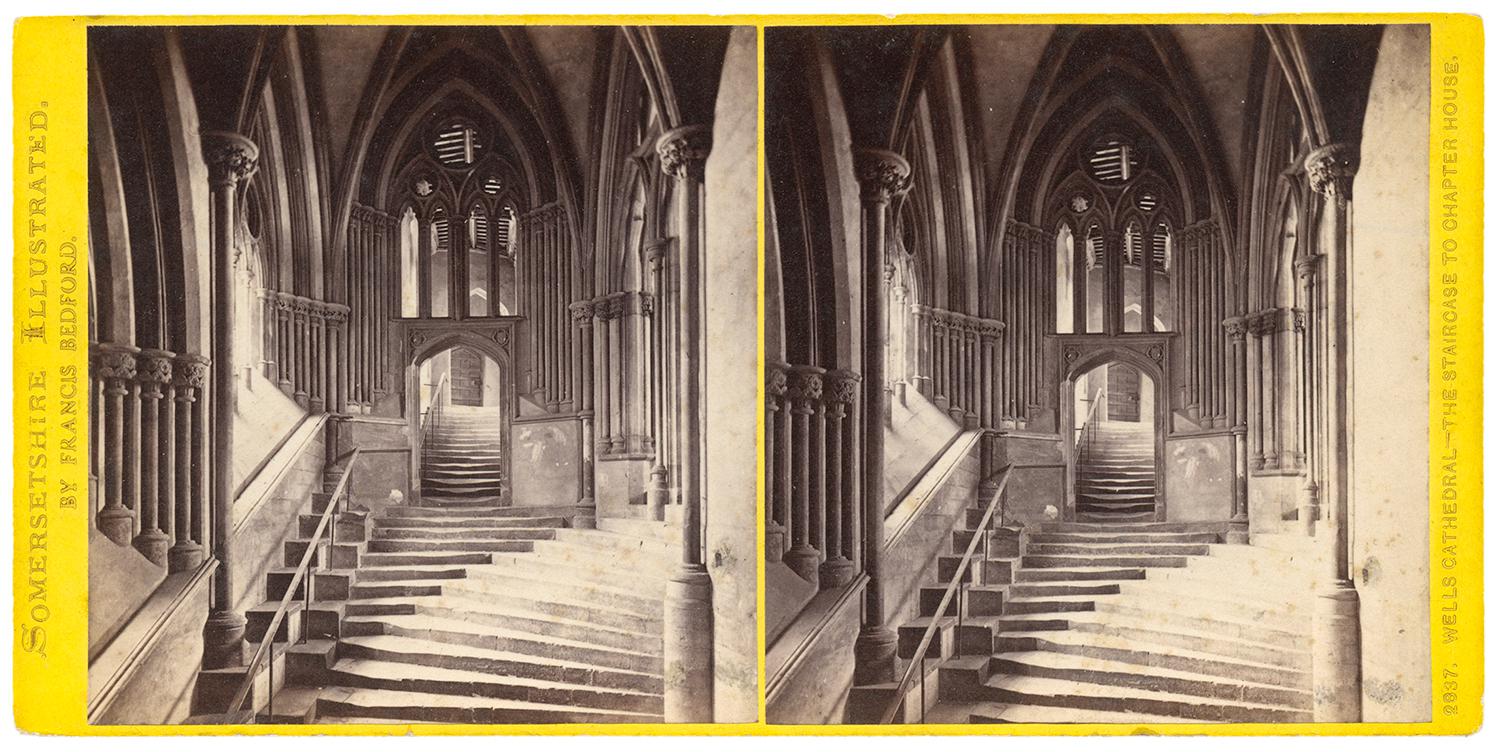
1305,143,1359,204
323,304,350,323
788,366,826,407
136,349,175,387
656,125,712,181
825,369,861,406
766,364,790,402
569,300,595,327
202,131,260,188
174,354,210,390
853,148,912,204
1222,315,1249,341
96,344,140,382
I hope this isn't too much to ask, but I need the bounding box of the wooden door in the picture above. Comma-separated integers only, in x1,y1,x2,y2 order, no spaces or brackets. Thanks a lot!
1105,362,1141,422
450,346,485,406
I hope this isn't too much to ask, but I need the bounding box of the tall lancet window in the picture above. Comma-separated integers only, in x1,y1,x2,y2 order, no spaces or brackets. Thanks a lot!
467,204,490,317
399,206,419,317
1054,223,1075,333
429,207,450,318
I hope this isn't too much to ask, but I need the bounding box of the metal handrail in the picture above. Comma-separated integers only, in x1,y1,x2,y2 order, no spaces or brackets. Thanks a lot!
421,373,451,436
878,464,1014,725
216,448,362,723
1074,387,1105,464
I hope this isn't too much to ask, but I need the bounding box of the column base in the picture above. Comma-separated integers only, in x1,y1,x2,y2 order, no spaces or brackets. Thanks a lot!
1312,580,1363,722
309,396,326,413
97,506,134,547
133,529,171,567
784,545,821,587
819,556,856,589
571,499,596,529
201,610,247,670
662,564,714,722
168,541,206,573
647,466,670,522
853,624,899,686
765,523,785,562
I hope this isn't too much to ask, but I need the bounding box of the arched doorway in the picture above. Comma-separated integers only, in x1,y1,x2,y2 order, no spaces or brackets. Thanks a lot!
1062,349,1166,522
406,331,516,507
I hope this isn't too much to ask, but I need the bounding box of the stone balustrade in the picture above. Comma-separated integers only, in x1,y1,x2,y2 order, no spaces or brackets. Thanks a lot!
765,362,861,591
92,342,210,572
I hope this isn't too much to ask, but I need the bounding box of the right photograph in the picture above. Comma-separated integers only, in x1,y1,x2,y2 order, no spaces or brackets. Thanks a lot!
763,24,1433,725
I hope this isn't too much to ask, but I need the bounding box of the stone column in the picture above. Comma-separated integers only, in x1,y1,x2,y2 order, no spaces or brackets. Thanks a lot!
95,344,139,545
851,147,910,685
819,369,860,588
133,349,174,566
570,300,597,527
784,366,823,585
656,123,714,722
1223,316,1249,540
201,131,258,669
1306,142,1361,723
171,354,209,572
764,365,788,558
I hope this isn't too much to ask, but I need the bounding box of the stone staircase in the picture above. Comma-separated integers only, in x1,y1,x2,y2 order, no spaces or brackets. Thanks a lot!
1075,421,1156,522
198,458,676,724
422,405,506,502
850,493,1313,724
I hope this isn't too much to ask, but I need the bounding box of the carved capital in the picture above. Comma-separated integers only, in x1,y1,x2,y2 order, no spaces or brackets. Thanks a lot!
202,131,260,188
1295,253,1323,282
825,368,861,406
656,125,712,181
766,364,790,406
788,366,825,408
1292,308,1309,333
853,148,912,204
96,343,140,382
569,300,595,326
1222,315,1248,341
136,349,175,389
174,354,210,390
1304,143,1359,204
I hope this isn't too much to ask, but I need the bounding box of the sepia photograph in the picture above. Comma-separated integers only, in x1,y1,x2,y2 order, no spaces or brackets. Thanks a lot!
83,23,759,725
763,22,1433,725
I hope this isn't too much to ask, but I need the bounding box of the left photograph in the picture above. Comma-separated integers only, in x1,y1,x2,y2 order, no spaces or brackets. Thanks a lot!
85,24,759,726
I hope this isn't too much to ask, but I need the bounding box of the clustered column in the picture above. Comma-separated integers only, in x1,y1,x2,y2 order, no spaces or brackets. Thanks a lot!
999,220,1049,425
1176,221,1232,427
517,204,575,413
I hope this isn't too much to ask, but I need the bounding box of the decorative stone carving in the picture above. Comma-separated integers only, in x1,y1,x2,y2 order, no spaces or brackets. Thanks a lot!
790,368,825,406
1222,315,1248,341
136,349,175,390
202,131,260,188
853,148,912,204
1305,143,1359,205
174,354,210,390
826,369,861,406
569,300,595,327
657,125,712,181
97,345,139,382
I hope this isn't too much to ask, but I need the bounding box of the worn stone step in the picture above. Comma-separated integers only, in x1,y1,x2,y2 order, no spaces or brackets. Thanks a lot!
994,630,1309,689
343,613,661,674
373,526,559,541
468,561,665,610
1009,581,1121,598
919,585,1007,618
439,582,663,631
374,514,567,529
312,686,660,724
979,673,1311,722
325,657,662,714
345,595,659,654
1021,554,1187,569
366,538,535,554
1015,566,1147,583
1027,542,1210,557
990,651,1312,709
1029,531,1218,545
338,634,661,693
1003,595,1098,615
